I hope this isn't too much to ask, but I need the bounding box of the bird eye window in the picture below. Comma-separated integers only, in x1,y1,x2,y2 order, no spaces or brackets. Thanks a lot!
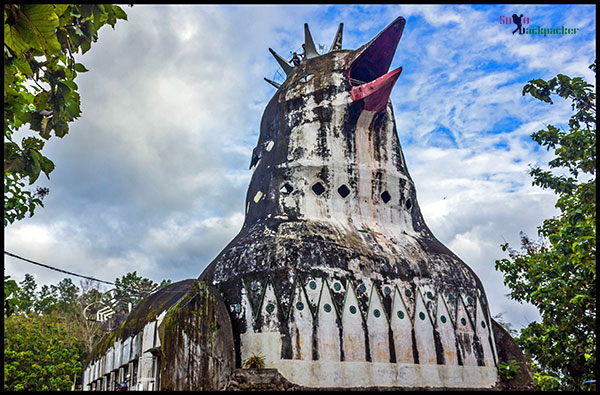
300,73,314,83
311,182,325,196
337,184,350,198
381,191,391,204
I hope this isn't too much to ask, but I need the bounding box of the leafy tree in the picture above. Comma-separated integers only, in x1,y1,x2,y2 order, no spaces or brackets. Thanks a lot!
14,273,38,314
3,271,171,389
495,61,596,391
4,311,84,391
112,271,171,313
49,277,80,315
34,283,58,314
4,4,127,226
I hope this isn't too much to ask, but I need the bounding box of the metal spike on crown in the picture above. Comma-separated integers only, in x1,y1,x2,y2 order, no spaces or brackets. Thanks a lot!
265,22,344,88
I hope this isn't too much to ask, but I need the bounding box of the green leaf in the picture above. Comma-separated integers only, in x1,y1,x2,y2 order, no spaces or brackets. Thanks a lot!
4,20,33,56
13,57,34,77
113,6,128,21
20,5,62,55
74,63,88,73
60,80,78,92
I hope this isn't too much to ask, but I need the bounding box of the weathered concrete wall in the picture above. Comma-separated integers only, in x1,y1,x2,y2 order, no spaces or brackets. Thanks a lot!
491,319,536,390
158,281,235,390
83,280,196,391
198,17,507,389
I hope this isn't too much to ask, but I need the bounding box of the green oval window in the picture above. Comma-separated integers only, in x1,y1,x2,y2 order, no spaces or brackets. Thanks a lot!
419,312,426,320
397,310,405,319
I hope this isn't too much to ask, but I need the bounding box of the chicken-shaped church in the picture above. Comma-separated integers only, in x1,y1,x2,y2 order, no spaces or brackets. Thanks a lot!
82,17,534,391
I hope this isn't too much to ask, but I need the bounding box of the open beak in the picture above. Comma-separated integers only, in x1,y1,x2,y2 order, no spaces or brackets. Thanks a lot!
348,17,405,112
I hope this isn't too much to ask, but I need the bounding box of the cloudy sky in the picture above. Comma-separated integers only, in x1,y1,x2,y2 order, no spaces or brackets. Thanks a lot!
5,4,596,330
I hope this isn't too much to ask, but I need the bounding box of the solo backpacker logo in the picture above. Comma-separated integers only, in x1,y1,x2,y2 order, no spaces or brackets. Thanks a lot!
500,14,580,37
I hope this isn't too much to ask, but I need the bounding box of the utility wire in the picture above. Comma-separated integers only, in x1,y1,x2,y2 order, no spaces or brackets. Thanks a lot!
4,250,191,295
5,250,115,286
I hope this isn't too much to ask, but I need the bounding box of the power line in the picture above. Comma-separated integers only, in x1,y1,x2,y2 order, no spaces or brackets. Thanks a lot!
4,250,191,295
4,250,115,286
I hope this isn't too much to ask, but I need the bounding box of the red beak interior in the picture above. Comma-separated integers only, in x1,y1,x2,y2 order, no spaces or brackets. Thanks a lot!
348,17,406,112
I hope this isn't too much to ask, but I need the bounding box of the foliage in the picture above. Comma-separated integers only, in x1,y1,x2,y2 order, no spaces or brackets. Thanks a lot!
243,352,266,369
4,4,127,226
497,360,521,381
4,275,19,317
3,271,171,390
495,61,596,391
113,271,171,313
4,312,84,391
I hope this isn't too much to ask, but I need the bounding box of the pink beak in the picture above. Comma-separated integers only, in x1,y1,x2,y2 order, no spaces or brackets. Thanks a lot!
350,66,403,111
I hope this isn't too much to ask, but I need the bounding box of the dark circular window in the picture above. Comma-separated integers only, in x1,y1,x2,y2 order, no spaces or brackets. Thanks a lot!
461,317,467,326
323,303,332,313
373,309,381,318
419,312,426,320
405,198,412,210
481,320,486,328
234,304,242,313
440,315,447,324
358,284,366,293
250,282,259,292
333,282,342,291
381,191,391,204
312,182,325,196
384,286,391,295
337,184,350,198
427,291,434,299
296,302,304,311
397,310,405,319
309,281,317,290
467,296,474,304
266,303,275,313
405,289,412,297
349,305,357,314
448,293,455,301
